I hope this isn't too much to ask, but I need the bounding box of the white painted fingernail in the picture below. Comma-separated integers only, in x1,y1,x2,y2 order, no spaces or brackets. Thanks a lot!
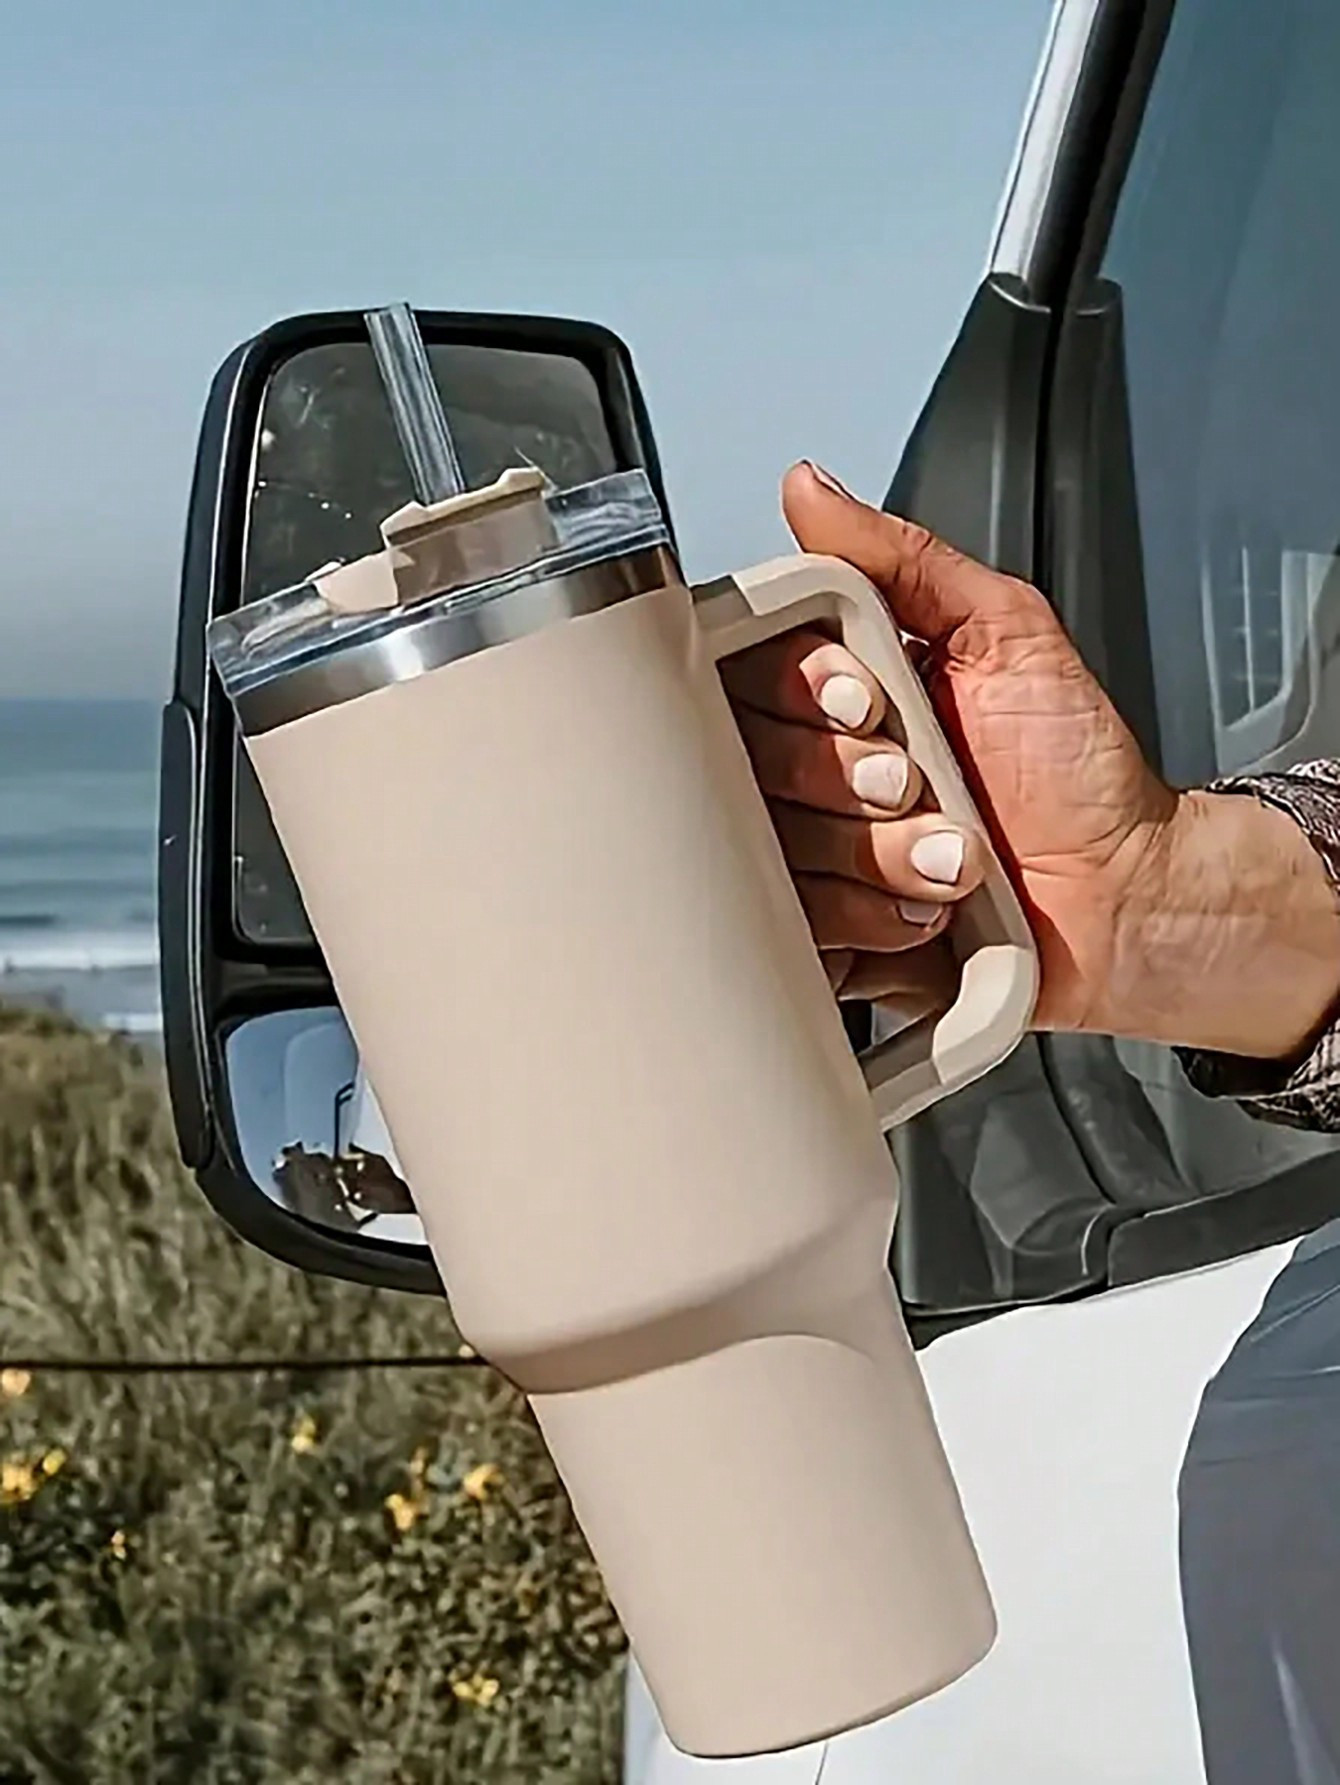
910,830,965,885
851,752,909,809
818,675,873,730
898,899,942,926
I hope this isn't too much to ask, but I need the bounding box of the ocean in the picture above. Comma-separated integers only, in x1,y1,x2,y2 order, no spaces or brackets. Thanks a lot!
0,699,162,1035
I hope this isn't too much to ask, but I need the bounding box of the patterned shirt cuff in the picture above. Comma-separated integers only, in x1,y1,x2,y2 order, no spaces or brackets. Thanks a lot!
1175,762,1340,1130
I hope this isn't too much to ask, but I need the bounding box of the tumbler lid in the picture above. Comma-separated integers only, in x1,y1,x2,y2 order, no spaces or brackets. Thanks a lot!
208,464,673,731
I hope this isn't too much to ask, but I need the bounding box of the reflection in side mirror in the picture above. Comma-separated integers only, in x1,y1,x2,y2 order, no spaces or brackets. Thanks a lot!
225,1008,424,1246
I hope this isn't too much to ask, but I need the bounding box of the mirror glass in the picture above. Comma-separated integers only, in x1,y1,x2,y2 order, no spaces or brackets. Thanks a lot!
223,1007,427,1247
231,340,621,948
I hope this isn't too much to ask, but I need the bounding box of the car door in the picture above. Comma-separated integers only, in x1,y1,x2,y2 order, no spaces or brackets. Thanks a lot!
629,0,1340,1777
883,0,1340,1344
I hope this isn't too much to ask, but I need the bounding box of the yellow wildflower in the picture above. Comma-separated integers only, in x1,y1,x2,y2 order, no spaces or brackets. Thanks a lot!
40,1448,67,1478
290,1414,319,1456
384,1491,422,1534
384,1448,433,1534
451,1672,501,1708
1,1458,39,1505
108,1529,128,1561
462,1462,502,1503
0,1368,31,1399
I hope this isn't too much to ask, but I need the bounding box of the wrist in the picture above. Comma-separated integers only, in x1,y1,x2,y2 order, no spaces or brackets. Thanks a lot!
1099,787,1340,1059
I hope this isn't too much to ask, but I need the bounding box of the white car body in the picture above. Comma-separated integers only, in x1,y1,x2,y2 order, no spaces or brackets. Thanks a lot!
626,1243,1294,1784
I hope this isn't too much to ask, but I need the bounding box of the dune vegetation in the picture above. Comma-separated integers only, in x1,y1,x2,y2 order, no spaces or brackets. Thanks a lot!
0,1004,624,1783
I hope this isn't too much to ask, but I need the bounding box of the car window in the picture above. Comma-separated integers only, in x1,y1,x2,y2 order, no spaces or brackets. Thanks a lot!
1101,0,1340,785
1054,0,1340,1217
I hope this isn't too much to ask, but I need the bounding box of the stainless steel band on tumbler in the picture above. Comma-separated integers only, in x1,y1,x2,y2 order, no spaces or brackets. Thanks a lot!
230,545,680,737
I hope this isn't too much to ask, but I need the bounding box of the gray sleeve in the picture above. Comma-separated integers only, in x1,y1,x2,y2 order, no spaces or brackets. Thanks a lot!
1176,760,1340,1132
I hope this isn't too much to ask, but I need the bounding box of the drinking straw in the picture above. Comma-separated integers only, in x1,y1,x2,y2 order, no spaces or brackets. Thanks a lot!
365,302,467,504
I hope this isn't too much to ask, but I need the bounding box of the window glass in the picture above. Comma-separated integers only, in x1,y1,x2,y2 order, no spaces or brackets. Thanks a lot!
1063,0,1340,1211
1101,0,1340,785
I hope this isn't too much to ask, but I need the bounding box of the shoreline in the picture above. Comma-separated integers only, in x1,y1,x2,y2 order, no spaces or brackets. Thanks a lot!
1,953,163,1041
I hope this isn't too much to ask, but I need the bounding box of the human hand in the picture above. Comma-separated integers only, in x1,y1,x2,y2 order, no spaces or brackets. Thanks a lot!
724,460,1178,1038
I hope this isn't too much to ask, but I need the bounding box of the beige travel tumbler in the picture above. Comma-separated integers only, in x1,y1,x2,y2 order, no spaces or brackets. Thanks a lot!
210,464,1038,1759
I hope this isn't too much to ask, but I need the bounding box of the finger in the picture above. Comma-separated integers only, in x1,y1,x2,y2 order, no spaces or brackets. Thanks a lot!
772,807,986,905
839,941,959,1009
794,872,951,952
780,461,1056,655
736,707,922,816
720,629,886,737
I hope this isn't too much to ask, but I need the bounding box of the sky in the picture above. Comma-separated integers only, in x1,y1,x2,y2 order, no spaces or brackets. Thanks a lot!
0,0,1053,698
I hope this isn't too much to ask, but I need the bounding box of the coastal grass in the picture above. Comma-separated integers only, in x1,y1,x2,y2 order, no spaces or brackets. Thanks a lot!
0,1005,625,1783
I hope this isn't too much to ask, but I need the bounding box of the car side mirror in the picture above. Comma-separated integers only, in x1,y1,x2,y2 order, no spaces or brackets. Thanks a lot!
159,306,674,1292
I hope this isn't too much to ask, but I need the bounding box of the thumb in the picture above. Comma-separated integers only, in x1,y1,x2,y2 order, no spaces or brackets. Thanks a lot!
781,460,1049,654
